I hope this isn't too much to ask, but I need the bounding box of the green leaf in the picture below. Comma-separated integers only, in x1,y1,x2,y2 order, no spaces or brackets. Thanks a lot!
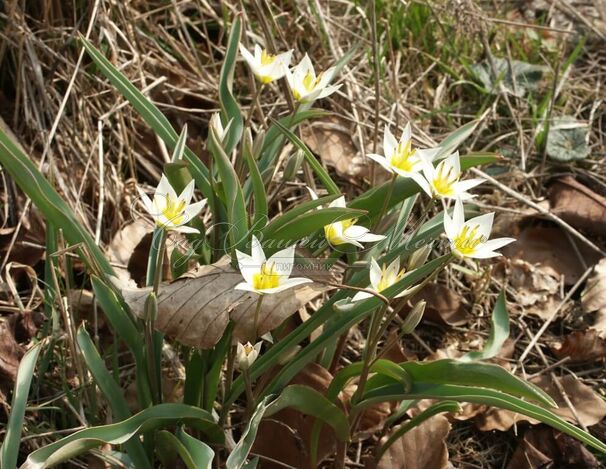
265,385,349,441
91,276,152,407
22,404,223,469
243,130,268,230
79,37,212,200
362,382,606,455
1,343,42,469
390,360,555,407
259,256,451,399
546,117,590,162
0,130,114,275
208,126,249,253
265,207,368,244
226,395,274,469
471,58,548,97
219,17,243,154
156,429,214,469
460,291,509,362
433,121,481,159
76,327,150,468
271,119,341,195
258,109,329,173
260,194,340,239
377,401,461,460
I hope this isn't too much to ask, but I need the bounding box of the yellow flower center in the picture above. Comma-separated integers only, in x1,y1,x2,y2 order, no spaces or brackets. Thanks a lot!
389,140,418,173
376,264,405,292
252,262,280,290
302,71,322,91
453,224,484,256
324,218,356,245
260,50,276,66
432,163,459,197
160,195,186,226
243,343,254,356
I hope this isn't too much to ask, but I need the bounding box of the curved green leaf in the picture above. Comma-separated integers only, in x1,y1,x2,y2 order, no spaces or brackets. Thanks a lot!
242,130,268,230
226,395,274,469
219,17,243,154
460,290,509,362
361,382,606,455
265,385,349,441
1,343,42,469
21,404,223,469
377,401,461,460
208,127,248,253
80,37,212,200
0,130,113,275
271,119,340,195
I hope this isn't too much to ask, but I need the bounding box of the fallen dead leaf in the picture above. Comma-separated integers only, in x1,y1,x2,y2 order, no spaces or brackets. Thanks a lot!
548,176,606,237
374,414,451,469
507,426,600,469
120,256,327,348
501,225,600,285
408,283,468,326
581,258,606,334
469,375,606,432
552,330,606,363
497,259,560,320
301,117,369,180
0,318,23,395
106,219,153,287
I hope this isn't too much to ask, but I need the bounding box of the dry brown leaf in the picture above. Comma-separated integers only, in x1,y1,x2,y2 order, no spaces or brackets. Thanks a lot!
0,318,23,395
120,257,326,348
301,117,369,180
472,375,606,432
499,259,560,320
409,283,468,326
252,363,339,468
549,176,606,237
507,426,600,469
581,258,606,334
375,414,451,469
501,226,600,285
106,219,153,287
552,330,606,363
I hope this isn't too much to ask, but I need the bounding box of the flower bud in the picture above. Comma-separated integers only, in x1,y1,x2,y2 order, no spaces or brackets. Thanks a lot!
236,341,262,371
400,300,426,335
282,150,304,182
143,292,158,322
407,244,432,271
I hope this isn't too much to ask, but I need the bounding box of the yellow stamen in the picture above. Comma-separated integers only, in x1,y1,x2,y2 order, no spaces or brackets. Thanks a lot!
453,224,484,256
432,163,459,196
302,71,322,92
160,195,186,226
252,262,280,290
324,218,357,246
376,264,405,292
260,50,276,66
390,140,418,173
243,343,254,355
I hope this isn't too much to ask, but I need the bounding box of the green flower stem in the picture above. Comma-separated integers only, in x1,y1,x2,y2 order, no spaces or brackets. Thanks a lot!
145,227,167,405
243,368,255,416
220,344,236,426
253,295,264,338
373,173,397,231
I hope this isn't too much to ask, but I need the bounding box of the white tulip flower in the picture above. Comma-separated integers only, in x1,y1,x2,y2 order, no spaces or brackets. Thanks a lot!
351,257,411,302
323,197,385,248
418,151,484,200
239,43,292,84
138,175,205,234
236,341,262,371
444,198,515,259
235,235,312,294
368,124,441,183
286,54,341,103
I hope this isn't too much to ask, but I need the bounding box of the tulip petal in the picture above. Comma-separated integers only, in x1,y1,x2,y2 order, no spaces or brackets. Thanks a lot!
268,244,296,278
466,212,494,239
236,250,259,286
401,122,411,145
178,179,196,205
258,277,312,294
369,257,382,290
384,127,398,159
351,290,373,302
367,153,395,173
250,235,267,265
173,225,200,234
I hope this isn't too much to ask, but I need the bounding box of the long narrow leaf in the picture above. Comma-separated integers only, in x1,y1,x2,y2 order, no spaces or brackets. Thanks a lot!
22,404,223,469
1,343,42,469
242,130,268,229
219,17,243,153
